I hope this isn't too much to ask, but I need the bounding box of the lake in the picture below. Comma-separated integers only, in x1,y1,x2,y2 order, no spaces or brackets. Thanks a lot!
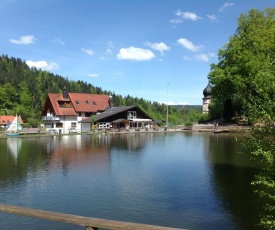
0,132,263,230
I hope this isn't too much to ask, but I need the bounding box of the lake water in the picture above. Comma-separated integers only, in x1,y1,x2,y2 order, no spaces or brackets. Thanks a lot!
0,132,263,230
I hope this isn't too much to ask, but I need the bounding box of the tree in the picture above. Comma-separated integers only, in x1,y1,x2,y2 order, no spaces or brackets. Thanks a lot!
208,8,275,228
222,98,234,121
208,8,275,123
0,82,17,111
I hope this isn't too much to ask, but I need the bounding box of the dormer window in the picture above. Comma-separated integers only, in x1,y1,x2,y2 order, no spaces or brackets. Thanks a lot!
93,101,97,105
76,101,79,104
85,100,89,104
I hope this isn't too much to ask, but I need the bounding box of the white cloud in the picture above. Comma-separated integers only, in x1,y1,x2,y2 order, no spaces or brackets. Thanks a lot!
117,47,155,61
182,53,215,62
9,35,36,45
105,41,114,55
106,48,113,55
219,2,235,12
81,48,94,56
88,73,99,77
53,38,65,46
182,56,193,61
177,38,203,52
175,10,201,21
170,18,183,24
145,42,170,55
26,60,59,70
194,53,215,62
207,14,217,21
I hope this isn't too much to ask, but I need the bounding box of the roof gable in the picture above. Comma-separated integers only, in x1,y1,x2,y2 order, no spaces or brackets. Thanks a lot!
42,93,77,116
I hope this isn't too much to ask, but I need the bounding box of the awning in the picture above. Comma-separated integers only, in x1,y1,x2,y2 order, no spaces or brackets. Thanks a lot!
130,119,152,122
112,119,128,123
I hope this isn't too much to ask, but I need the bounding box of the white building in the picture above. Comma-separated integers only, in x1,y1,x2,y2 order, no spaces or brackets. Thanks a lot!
41,89,111,133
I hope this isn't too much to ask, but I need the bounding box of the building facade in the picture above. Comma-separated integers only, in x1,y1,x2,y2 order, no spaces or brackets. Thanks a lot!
80,106,153,132
41,89,111,133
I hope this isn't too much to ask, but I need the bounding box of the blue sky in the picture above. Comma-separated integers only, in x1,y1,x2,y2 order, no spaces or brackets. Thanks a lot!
1,0,274,105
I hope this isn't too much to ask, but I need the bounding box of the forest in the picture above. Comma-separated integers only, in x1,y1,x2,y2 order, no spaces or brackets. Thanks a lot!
0,55,204,127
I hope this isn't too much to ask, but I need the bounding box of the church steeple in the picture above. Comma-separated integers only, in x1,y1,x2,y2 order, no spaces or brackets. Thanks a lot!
202,82,212,113
203,82,212,98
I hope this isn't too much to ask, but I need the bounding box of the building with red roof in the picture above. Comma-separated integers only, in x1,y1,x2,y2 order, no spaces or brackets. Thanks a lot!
0,115,24,128
41,89,111,133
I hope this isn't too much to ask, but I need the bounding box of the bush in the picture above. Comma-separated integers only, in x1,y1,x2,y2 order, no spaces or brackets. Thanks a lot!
184,121,193,128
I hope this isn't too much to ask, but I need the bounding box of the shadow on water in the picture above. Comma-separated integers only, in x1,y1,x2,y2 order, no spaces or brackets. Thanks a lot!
205,133,264,230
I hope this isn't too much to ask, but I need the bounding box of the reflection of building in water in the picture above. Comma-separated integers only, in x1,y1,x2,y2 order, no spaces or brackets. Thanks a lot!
47,135,110,174
7,138,22,161
44,134,152,176
110,133,153,152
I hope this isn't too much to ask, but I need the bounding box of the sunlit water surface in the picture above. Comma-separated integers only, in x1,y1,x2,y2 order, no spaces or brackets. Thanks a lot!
0,132,262,230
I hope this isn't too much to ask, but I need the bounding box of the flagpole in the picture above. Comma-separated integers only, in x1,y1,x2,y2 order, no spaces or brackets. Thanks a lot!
166,82,169,131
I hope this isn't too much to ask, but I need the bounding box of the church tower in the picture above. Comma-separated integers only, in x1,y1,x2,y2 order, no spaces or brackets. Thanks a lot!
202,82,212,113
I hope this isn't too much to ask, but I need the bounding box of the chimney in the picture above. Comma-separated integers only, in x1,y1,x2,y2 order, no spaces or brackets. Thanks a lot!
108,95,112,107
63,88,69,99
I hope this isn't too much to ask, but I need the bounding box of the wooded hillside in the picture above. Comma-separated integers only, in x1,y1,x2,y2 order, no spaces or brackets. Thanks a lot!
0,55,202,126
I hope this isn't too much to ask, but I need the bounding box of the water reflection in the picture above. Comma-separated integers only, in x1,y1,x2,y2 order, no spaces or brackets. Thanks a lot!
205,133,263,230
7,138,22,161
0,133,263,230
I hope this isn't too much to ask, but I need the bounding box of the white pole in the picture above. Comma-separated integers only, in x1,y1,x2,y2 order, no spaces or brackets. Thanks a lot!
166,82,169,130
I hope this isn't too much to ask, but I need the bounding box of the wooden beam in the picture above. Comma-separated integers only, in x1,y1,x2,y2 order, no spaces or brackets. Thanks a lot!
0,204,185,230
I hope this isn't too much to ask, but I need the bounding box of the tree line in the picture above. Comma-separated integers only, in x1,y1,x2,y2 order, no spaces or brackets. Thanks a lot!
0,55,203,127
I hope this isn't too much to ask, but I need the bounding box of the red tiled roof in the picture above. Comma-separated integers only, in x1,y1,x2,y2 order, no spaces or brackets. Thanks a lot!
68,93,110,112
48,94,77,116
0,116,24,125
43,93,110,116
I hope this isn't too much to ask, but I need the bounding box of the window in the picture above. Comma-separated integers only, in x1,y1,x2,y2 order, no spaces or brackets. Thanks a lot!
93,101,97,105
56,123,63,128
76,101,79,104
85,100,89,104
127,111,136,119
71,122,76,128
98,122,111,128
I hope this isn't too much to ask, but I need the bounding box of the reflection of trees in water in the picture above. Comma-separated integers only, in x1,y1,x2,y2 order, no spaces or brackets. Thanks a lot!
205,134,265,230
109,133,153,153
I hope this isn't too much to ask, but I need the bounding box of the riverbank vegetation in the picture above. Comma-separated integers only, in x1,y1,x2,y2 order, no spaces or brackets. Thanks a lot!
208,8,275,229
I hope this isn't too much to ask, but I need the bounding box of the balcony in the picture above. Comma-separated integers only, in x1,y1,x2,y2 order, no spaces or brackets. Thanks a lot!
42,116,60,122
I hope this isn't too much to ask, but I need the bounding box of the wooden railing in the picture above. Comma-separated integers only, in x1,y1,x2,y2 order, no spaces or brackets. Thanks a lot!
0,204,185,230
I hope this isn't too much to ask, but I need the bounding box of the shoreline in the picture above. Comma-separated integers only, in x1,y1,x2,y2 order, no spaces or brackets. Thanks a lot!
0,124,250,139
